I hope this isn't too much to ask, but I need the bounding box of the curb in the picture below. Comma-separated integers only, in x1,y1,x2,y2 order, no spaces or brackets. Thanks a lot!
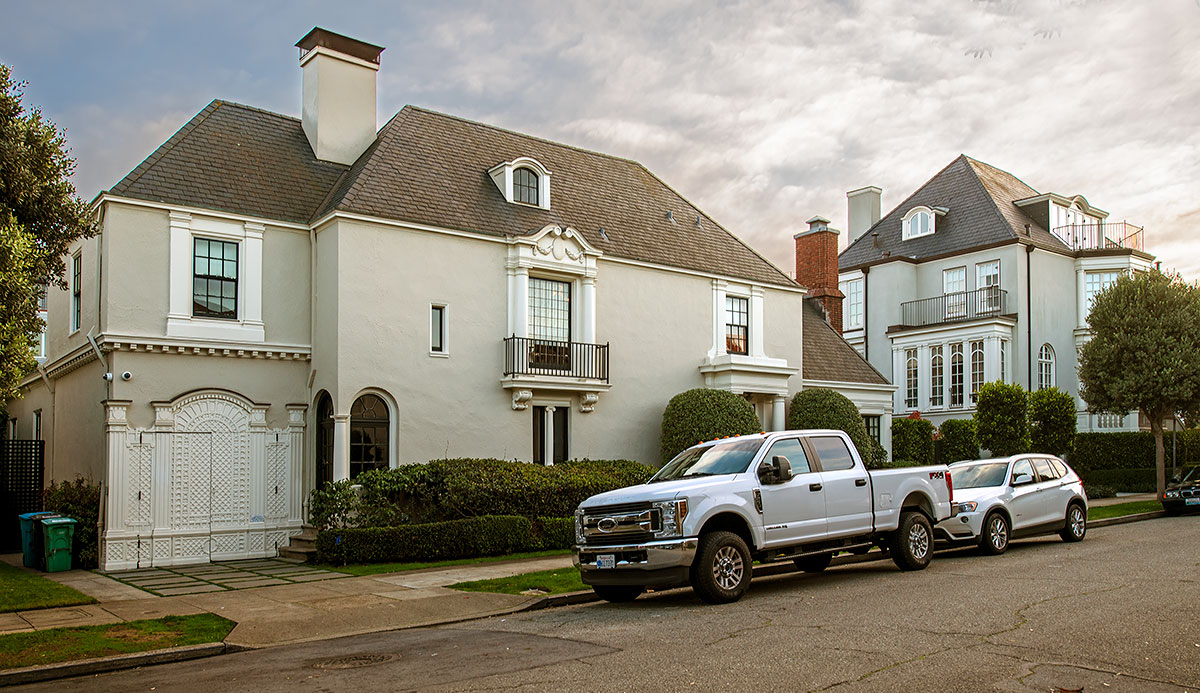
0,642,226,687
1089,510,1166,528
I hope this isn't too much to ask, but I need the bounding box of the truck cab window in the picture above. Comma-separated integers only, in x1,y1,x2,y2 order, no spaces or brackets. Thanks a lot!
763,438,810,474
810,436,855,471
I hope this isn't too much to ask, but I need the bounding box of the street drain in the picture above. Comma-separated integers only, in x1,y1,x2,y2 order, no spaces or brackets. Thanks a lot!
312,653,399,669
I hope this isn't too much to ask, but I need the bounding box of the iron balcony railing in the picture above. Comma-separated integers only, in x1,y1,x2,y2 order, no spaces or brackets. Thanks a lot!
503,336,610,382
900,287,1008,328
1050,221,1144,252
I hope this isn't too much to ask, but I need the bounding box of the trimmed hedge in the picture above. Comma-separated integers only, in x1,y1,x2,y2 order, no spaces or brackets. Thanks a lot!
315,515,574,565
661,388,763,463
43,477,101,569
936,418,979,465
789,388,884,467
1078,468,1156,493
891,418,935,467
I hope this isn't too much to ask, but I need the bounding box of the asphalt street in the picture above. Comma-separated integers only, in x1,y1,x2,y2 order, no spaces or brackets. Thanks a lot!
15,517,1200,692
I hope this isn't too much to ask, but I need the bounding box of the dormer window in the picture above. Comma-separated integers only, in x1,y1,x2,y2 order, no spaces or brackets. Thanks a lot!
902,206,936,240
489,157,551,210
514,167,539,205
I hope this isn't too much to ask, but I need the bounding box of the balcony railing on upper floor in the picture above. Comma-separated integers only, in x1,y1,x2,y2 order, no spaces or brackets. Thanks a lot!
1050,221,1144,252
899,287,1008,328
503,336,610,382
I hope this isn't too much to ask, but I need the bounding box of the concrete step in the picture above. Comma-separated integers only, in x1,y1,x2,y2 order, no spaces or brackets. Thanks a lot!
277,545,316,562
276,525,320,563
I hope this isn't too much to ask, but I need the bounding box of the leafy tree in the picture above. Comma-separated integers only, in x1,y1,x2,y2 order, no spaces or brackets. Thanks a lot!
660,388,762,463
973,381,1029,456
936,418,978,464
1028,387,1076,457
890,417,934,465
1,64,97,400
1078,270,1200,497
788,388,884,466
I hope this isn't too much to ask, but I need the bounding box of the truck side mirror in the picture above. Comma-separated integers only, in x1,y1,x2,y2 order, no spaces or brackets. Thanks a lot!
1011,473,1033,487
757,461,778,485
772,455,793,483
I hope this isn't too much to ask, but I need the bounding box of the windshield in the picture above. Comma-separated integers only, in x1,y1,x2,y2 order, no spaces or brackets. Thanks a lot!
952,462,1009,489
1177,467,1198,484
651,439,765,482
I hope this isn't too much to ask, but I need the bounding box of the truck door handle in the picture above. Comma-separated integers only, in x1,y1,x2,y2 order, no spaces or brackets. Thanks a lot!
855,478,867,487
809,483,822,492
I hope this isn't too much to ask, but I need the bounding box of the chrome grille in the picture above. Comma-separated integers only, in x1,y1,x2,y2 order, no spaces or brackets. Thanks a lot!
579,502,658,546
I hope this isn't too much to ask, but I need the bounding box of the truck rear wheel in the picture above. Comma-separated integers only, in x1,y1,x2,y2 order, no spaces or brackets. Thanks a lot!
592,585,644,603
889,511,933,571
793,553,832,573
691,531,752,604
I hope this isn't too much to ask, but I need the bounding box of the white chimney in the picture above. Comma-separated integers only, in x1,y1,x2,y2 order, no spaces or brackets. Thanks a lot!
296,28,384,165
847,186,882,245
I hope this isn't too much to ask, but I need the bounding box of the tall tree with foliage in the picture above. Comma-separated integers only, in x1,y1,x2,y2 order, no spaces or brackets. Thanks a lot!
0,64,96,401
973,381,1029,456
1078,270,1200,497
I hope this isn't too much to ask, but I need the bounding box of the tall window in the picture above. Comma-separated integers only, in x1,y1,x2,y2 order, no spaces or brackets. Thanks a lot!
533,405,567,465
193,238,239,319
840,278,864,329
36,285,47,359
930,346,944,408
970,340,984,403
350,394,390,479
905,349,918,409
529,277,571,342
1000,340,1008,383
726,295,749,355
944,267,966,318
950,343,964,408
514,167,539,205
33,410,41,441
430,305,446,354
316,393,334,487
976,260,1000,312
71,253,81,332
1085,270,1120,315
1038,344,1056,390
863,416,882,443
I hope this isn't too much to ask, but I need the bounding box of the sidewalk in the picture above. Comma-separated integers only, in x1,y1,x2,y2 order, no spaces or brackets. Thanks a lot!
1087,492,1156,507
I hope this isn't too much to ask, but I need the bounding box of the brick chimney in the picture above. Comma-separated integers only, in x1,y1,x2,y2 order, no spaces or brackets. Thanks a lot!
795,216,845,334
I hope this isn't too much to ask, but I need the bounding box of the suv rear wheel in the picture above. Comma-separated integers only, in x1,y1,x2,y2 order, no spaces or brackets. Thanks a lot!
889,511,933,571
691,531,752,604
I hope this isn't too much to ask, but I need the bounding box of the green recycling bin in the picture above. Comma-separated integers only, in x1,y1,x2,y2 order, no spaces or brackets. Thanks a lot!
40,517,77,573
18,512,59,568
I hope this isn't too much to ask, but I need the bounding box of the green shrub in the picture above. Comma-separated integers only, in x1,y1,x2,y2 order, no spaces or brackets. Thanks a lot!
660,388,763,463
788,388,880,467
308,479,360,529
42,477,101,569
974,381,1029,456
1078,468,1156,493
936,418,979,465
1029,387,1077,456
1083,483,1117,499
891,418,935,467
1071,432,1155,472
315,515,575,565
874,457,928,468
862,437,889,469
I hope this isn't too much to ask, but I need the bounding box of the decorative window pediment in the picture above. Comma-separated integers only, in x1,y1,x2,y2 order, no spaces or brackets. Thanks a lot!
489,157,552,210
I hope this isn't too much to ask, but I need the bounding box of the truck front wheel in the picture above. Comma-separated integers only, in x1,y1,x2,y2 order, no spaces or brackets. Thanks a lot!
691,531,752,604
889,511,933,571
592,585,644,603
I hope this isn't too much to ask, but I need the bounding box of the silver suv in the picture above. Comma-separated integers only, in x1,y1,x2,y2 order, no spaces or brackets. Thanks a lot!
935,455,1087,555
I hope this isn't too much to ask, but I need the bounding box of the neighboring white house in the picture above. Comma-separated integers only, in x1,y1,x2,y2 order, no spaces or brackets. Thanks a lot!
4,28,892,570
833,155,1155,433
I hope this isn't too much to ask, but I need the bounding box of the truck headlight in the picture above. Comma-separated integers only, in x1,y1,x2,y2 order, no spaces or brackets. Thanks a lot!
574,509,585,543
652,499,689,538
957,501,978,513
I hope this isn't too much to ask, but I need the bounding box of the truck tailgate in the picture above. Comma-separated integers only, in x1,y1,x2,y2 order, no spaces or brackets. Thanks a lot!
867,465,954,530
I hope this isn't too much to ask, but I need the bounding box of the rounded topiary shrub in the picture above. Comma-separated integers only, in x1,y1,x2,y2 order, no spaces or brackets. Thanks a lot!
788,388,876,467
974,381,1029,456
891,417,935,466
936,418,978,465
1029,387,1076,456
660,388,762,463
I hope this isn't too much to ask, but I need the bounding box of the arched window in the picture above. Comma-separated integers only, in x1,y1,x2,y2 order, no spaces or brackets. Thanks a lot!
904,349,918,409
902,208,934,240
316,393,334,487
350,394,390,479
514,167,539,205
930,346,943,408
1038,344,1055,390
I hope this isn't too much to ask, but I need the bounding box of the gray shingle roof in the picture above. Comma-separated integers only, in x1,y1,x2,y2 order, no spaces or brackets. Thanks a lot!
110,101,795,288
838,155,1070,271
801,301,889,385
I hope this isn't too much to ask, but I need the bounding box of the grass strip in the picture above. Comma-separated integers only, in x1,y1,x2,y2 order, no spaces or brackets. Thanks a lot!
0,562,96,613
449,567,586,596
312,549,572,576
1089,500,1162,521
0,613,234,670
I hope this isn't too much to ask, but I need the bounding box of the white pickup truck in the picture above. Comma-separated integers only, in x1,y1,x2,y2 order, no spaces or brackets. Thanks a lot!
573,429,955,603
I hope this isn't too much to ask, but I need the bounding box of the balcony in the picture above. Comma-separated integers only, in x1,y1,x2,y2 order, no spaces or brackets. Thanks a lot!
1051,221,1144,252
504,336,610,381
899,287,1009,329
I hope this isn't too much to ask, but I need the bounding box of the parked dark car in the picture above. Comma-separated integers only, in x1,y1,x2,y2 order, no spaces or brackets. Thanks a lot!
1162,468,1199,515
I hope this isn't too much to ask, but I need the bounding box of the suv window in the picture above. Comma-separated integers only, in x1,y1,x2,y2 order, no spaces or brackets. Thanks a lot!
810,436,856,471
1011,459,1035,485
1051,459,1069,478
1033,459,1056,482
764,438,811,475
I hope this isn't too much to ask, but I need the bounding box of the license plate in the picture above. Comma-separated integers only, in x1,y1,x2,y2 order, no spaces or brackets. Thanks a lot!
596,554,616,569
1186,498,1199,506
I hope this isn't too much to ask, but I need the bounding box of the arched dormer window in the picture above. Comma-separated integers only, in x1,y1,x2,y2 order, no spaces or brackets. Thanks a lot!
514,167,539,205
902,206,935,240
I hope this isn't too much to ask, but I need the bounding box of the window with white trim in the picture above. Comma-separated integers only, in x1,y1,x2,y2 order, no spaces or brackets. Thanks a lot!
192,238,239,319
36,285,47,360
905,349,918,409
33,410,41,441
976,260,1000,312
944,267,966,318
902,208,935,240
970,340,984,404
70,253,81,333
839,278,864,329
430,304,447,355
725,295,749,355
1085,270,1120,315
513,167,539,206
1038,344,1055,390
1000,340,1008,383
930,346,944,408
950,343,964,408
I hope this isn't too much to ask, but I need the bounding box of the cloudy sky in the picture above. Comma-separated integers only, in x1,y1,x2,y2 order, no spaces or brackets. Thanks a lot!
4,0,1198,279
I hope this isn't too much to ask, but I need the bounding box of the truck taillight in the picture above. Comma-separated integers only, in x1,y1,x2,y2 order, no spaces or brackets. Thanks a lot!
946,471,954,503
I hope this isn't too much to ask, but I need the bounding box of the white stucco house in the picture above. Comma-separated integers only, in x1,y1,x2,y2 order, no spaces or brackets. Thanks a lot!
5,28,892,570
831,155,1155,432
